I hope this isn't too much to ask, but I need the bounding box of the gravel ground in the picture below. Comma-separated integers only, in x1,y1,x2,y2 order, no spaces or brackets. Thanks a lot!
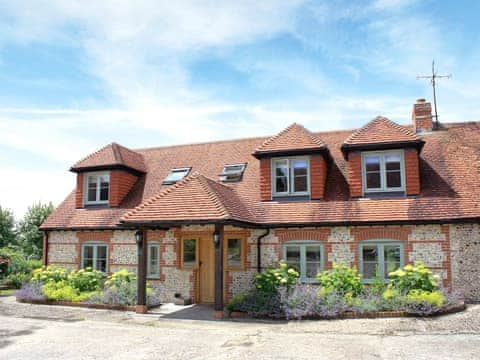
1,296,480,359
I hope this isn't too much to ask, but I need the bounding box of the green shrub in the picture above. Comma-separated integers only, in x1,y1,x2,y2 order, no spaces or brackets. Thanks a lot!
406,290,445,307
254,261,299,295
104,268,135,288
43,280,92,302
0,248,42,287
68,268,104,292
226,292,248,316
388,262,439,294
5,272,31,289
317,263,363,297
32,265,69,284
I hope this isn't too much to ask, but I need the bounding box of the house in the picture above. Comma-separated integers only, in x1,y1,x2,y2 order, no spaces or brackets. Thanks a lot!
40,98,480,313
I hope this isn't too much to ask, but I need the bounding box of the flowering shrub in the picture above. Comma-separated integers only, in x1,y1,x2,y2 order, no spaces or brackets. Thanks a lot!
68,268,104,292
254,261,299,295
227,289,283,318
388,262,439,294
317,263,363,296
32,266,68,284
406,289,445,307
16,282,45,301
42,280,93,302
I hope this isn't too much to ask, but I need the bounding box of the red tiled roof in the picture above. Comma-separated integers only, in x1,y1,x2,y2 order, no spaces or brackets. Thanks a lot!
121,172,255,224
343,116,421,147
41,121,480,229
253,123,326,156
70,142,146,173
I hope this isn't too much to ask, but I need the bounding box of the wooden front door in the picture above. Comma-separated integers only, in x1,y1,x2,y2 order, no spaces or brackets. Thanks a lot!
199,237,215,303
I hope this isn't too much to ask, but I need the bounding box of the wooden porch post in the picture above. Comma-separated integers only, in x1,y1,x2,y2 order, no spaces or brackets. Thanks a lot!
136,229,148,314
214,223,224,311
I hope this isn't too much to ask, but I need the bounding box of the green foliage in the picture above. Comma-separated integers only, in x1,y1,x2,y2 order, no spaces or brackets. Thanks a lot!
0,206,15,248
0,248,42,288
104,268,135,288
388,262,440,294
68,267,104,292
370,266,386,296
32,265,69,284
16,202,54,259
226,292,248,316
254,261,299,295
317,263,363,296
406,290,445,307
5,272,31,289
43,280,93,302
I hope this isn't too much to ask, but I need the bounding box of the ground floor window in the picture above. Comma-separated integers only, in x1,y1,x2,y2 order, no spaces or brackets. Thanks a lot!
225,237,244,269
182,238,197,267
283,241,323,282
359,241,403,282
82,243,108,273
147,243,160,278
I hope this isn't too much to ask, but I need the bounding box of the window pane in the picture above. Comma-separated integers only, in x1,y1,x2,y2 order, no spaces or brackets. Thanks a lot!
148,246,159,276
362,262,377,279
83,245,93,260
100,187,109,201
96,259,107,273
384,245,401,262
366,172,381,189
164,168,190,183
385,154,401,170
362,245,378,262
87,181,97,202
227,239,242,267
97,246,107,260
275,166,288,177
306,262,321,278
385,262,401,277
292,159,308,175
183,239,196,266
286,246,300,262
306,246,321,261
276,176,288,193
293,176,307,192
386,171,401,188
83,258,93,268
365,156,380,171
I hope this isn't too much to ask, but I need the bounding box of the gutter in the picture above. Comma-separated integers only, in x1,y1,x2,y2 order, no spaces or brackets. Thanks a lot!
257,229,270,272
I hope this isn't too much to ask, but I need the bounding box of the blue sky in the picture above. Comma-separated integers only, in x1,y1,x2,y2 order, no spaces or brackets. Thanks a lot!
0,0,479,218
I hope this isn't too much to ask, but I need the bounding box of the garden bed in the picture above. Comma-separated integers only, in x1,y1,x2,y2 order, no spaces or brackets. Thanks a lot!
229,301,466,320
15,297,157,312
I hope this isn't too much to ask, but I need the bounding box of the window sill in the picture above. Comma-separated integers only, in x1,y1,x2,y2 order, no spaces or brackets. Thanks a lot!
272,195,310,202
362,191,405,199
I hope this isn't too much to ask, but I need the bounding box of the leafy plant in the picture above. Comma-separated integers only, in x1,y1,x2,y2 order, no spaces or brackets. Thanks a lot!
5,272,31,289
406,289,445,307
369,266,386,296
229,288,283,318
254,260,299,295
0,206,15,248
32,265,69,284
68,267,104,292
226,292,248,316
317,263,363,297
388,262,440,294
43,280,92,302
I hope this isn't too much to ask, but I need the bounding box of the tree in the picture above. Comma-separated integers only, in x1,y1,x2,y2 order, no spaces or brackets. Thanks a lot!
16,202,55,259
0,206,15,248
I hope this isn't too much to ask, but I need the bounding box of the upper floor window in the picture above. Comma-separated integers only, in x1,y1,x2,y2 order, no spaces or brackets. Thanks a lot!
272,157,310,196
219,163,247,182
84,172,109,205
362,150,404,193
163,167,191,185
283,241,323,282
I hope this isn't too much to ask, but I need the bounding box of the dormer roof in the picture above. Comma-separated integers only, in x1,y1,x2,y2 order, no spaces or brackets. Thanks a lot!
341,116,424,156
120,172,254,225
70,142,147,174
253,123,327,158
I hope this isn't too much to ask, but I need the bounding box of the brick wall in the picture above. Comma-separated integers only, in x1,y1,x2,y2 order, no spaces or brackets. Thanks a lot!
109,170,138,207
75,173,84,209
259,158,272,201
405,148,421,195
347,152,362,197
310,154,327,199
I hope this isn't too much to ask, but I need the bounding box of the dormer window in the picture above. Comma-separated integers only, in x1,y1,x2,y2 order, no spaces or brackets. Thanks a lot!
219,163,247,182
272,157,310,196
163,167,191,185
362,150,405,194
84,172,110,205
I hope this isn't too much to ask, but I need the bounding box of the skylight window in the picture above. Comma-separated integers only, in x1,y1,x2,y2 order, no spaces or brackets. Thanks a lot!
163,167,191,185
219,163,247,182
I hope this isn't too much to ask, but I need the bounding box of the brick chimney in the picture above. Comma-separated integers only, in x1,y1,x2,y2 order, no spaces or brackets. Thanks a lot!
412,98,433,133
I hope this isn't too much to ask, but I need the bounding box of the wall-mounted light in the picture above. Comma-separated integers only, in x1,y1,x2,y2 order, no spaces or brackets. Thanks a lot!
213,233,220,246
135,231,143,245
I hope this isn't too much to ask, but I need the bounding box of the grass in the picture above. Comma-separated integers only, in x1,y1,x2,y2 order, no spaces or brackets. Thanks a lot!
0,289,15,296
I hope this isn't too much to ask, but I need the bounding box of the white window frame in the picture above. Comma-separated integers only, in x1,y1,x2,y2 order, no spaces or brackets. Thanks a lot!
81,242,109,274
271,156,310,196
83,171,110,205
361,150,405,194
219,163,247,182
282,241,323,282
358,240,404,283
147,242,160,279
163,167,191,185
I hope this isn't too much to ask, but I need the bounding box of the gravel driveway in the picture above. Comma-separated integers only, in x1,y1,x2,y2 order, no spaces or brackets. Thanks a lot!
1,296,480,359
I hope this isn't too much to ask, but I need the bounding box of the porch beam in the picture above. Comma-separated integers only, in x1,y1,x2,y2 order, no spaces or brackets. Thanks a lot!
214,223,224,311
136,229,148,314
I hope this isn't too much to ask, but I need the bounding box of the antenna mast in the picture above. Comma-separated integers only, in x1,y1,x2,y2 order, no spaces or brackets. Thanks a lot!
417,60,451,129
